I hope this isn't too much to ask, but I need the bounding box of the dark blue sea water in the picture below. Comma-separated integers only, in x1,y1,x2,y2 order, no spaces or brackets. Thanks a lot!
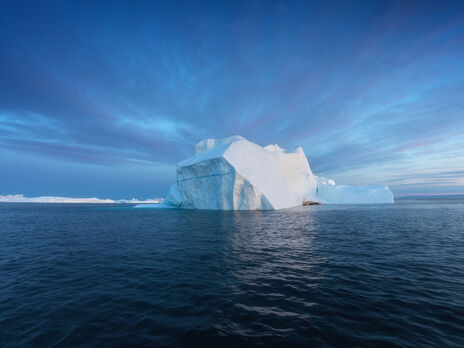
1,198,464,347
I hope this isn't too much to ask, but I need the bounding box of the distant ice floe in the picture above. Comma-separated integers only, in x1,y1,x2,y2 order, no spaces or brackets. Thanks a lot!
133,203,165,209
0,194,163,204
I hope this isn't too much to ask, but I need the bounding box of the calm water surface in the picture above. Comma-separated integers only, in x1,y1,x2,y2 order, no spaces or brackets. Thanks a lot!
1,198,463,347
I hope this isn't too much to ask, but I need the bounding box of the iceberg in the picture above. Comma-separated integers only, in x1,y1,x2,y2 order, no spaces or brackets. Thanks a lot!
158,135,393,210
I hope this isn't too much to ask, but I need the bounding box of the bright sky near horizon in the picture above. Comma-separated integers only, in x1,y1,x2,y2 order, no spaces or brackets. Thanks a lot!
1,0,463,199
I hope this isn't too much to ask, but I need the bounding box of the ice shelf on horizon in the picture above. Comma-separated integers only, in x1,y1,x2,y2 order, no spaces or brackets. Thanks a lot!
137,135,393,210
0,194,163,204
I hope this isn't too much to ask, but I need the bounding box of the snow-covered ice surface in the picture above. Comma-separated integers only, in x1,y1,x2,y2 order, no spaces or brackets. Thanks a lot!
0,194,163,204
154,136,393,210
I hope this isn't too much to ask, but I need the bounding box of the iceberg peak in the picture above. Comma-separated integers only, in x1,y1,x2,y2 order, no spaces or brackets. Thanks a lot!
195,135,246,154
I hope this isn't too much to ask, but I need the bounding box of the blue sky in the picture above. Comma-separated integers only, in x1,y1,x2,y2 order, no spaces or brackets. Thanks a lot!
1,0,463,198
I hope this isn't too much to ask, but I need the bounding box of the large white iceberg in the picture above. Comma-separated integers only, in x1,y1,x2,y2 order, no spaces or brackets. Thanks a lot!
155,135,393,210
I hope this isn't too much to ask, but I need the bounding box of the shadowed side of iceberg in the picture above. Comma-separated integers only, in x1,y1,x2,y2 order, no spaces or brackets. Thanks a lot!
171,156,274,210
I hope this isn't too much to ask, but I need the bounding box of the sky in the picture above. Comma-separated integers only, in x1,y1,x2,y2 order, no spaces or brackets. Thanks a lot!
1,0,463,199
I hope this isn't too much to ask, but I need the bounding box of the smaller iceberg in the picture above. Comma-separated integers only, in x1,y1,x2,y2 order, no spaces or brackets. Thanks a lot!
316,179,394,204
152,136,393,210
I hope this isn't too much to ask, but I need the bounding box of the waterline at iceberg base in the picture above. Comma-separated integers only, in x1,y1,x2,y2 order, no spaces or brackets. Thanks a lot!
138,136,393,210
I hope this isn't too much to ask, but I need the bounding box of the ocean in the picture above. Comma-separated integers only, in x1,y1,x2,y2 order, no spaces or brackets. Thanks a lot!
1,198,463,347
